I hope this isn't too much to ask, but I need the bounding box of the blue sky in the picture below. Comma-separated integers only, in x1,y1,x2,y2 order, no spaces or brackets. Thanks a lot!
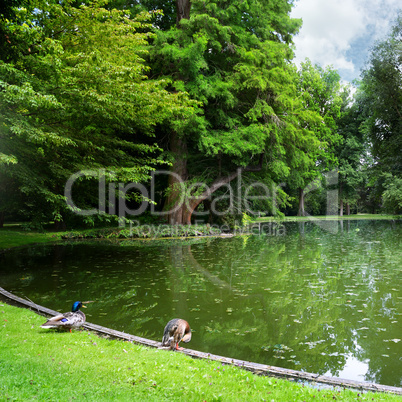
290,0,401,83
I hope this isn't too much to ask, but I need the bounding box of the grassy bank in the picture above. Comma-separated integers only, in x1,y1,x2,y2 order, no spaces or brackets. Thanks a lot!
0,224,223,250
1,304,401,401
256,214,400,222
1,214,399,250
0,227,63,250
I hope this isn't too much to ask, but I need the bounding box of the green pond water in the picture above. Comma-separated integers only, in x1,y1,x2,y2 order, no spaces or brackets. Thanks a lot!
1,220,401,387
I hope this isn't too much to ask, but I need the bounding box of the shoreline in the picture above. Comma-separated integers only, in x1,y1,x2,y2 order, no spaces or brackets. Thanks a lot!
1,215,400,252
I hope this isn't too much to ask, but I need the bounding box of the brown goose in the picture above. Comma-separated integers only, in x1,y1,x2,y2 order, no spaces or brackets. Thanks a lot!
161,318,192,350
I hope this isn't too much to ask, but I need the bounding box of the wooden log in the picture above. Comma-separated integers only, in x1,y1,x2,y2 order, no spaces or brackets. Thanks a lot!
0,286,60,317
1,286,401,395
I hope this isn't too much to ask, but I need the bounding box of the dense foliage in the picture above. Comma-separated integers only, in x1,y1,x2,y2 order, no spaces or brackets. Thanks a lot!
0,1,400,228
358,12,402,214
0,0,194,227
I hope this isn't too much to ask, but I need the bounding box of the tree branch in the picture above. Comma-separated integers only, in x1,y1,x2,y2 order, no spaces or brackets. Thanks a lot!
188,153,265,212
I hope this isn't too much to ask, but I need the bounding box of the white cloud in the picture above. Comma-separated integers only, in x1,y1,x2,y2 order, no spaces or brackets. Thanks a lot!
290,0,401,81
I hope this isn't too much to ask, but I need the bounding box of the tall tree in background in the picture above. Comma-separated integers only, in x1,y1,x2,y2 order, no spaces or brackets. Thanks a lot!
147,0,335,224
361,13,401,173
287,60,343,216
359,13,402,214
336,90,366,215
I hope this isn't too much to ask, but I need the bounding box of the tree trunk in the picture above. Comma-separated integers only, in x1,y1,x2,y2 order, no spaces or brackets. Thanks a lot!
163,131,189,225
176,0,191,26
54,219,66,231
202,199,213,224
0,211,4,228
339,182,343,216
184,156,265,224
181,170,242,225
165,153,263,225
297,187,305,216
346,202,350,215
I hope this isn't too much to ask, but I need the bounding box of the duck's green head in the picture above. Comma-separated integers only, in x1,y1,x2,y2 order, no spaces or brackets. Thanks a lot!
72,301,83,312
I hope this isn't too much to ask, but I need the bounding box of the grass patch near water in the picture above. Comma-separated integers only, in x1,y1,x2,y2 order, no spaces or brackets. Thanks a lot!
1,304,401,401
256,214,400,222
0,224,222,251
0,228,62,250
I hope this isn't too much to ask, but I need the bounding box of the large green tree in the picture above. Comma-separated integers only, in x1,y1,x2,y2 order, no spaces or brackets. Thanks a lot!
335,89,366,215
359,13,402,214
287,60,343,216
360,13,401,173
146,0,334,224
0,0,193,227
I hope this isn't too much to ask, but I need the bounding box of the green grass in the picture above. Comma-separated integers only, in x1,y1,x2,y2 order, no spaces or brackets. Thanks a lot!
0,223,224,250
256,214,399,222
0,304,401,401
0,227,63,250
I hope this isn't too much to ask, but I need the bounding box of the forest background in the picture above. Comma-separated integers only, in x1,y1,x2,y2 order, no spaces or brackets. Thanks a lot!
0,0,401,230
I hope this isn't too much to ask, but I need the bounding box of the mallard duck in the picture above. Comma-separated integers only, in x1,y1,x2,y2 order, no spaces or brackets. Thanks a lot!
161,318,191,350
41,301,86,332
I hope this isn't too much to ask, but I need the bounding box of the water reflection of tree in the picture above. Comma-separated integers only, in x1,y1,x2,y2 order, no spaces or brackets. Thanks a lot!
163,236,352,375
163,221,401,386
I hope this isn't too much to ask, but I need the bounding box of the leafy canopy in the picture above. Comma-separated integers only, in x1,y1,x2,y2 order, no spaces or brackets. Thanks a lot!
0,0,195,225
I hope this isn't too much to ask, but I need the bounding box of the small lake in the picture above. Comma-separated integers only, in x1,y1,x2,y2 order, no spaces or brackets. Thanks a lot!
1,220,401,387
